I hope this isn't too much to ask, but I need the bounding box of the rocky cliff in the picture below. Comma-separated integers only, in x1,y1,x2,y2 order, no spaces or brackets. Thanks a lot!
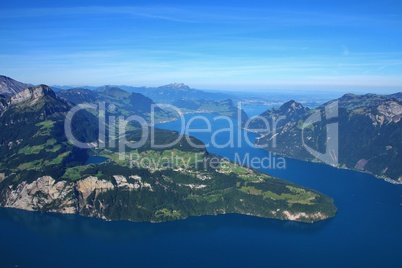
10,85,56,106
0,85,58,114
1,175,152,220
2,176,77,214
0,172,335,223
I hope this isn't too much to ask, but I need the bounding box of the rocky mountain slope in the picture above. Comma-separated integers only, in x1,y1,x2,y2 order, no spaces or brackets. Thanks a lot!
249,93,402,183
0,75,29,97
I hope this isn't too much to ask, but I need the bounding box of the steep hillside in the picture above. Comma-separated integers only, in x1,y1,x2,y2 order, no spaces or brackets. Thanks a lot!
0,75,29,97
250,93,402,182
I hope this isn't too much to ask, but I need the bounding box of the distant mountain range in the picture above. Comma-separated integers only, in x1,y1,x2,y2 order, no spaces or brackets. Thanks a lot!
53,82,232,103
57,86,173,123
57,85,248,122
248,93,402,183
109,83,232,103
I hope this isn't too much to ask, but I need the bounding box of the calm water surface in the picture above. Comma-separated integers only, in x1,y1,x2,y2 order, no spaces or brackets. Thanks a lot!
83,155,109,165
0,113,401,267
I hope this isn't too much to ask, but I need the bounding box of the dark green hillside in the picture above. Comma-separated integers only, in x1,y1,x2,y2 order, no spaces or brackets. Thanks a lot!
0,85,99,182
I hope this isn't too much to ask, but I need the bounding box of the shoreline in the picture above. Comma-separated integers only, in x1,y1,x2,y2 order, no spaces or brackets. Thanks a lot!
255,147,402,186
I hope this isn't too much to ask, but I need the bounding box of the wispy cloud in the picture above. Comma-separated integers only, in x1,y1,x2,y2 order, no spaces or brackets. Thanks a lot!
0,3,401,91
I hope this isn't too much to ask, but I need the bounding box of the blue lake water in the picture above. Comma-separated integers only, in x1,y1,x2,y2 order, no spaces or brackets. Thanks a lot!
241,105,274,117
83,155,109,165
1,113,401,267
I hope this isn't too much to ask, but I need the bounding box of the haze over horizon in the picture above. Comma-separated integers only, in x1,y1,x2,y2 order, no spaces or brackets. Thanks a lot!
1,0,401,93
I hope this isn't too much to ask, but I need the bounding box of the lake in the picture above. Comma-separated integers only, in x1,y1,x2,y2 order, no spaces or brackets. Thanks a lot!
0,113,401,267
241,105,275,118
83,155,109,165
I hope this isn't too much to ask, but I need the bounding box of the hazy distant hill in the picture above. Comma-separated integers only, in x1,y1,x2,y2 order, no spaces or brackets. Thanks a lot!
173,98,249,123
58,85,249,122
249,93,402,182
57,86,173,123
114,83,231,103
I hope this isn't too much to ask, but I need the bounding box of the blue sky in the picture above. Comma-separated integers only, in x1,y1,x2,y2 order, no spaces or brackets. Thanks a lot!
1,0,401,92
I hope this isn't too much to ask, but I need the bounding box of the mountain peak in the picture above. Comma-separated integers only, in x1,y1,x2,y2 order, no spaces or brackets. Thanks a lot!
97,85,122,92
340,93,358,99
96,86,130,98
279,100,304,112
10,84,56,106
159,83,191,91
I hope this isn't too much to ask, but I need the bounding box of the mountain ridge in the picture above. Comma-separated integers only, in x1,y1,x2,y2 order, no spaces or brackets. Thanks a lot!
57,86,172,123
0,75,30,97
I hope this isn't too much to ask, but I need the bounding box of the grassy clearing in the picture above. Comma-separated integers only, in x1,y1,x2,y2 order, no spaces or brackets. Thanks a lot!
17,160,43,170
154,208,182,219
239,186,263,195
187,192,222,203
219,161,250,175
239,185,318,206
18,139,58,155
44,151,70,166
18,144,45,155
284,186,318,205
45,144,62,153
62,166,89,181
203,194,222,203
34,120,55,137
218,161,265,182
